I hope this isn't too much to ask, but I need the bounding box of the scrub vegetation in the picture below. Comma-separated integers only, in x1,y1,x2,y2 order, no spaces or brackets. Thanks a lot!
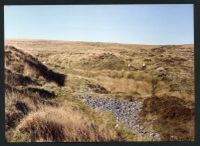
5,39,194,142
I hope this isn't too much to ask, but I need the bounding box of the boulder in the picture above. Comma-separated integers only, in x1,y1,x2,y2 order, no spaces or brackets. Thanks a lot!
156,67,167,77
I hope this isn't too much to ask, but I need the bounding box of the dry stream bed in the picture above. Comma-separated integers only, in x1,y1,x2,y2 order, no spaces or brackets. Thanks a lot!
79,94,160,141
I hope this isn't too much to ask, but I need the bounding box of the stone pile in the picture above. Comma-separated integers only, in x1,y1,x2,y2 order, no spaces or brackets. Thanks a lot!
79,95,160,141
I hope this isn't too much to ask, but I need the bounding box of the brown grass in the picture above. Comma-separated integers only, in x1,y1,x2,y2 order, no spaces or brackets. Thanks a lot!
5,45,66,86
13,106,122,142
5,44,148,142
140,96,194,141
5,39,194,141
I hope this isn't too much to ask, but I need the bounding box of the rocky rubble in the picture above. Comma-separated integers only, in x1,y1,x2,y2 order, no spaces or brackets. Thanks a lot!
79,95,160,141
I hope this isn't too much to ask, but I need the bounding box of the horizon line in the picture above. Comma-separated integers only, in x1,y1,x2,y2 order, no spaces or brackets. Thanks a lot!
4,38,194,46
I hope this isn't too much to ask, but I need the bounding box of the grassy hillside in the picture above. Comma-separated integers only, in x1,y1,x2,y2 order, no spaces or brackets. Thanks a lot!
5,39,194,141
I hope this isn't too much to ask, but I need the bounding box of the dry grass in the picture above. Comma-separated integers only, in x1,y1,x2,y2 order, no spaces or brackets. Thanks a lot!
140,96,194,141
13,106,122,142
6,89,148,142
5,45,66,86
6,85,143,142
96,76,152,97
5,43,151,142
5,39,194,141
5,88,39,140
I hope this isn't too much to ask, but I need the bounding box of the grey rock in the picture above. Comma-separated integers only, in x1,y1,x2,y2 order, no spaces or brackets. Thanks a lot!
79,94,160,141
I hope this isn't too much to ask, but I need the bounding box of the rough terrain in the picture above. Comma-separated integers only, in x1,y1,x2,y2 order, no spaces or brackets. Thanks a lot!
79,94,160,141
5,39,194,141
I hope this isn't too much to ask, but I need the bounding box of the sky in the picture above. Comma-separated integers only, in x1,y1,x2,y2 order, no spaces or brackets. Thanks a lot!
4,4,194,45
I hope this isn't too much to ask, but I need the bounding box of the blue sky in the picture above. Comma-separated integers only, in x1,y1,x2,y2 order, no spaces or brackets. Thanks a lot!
4,5,193,45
